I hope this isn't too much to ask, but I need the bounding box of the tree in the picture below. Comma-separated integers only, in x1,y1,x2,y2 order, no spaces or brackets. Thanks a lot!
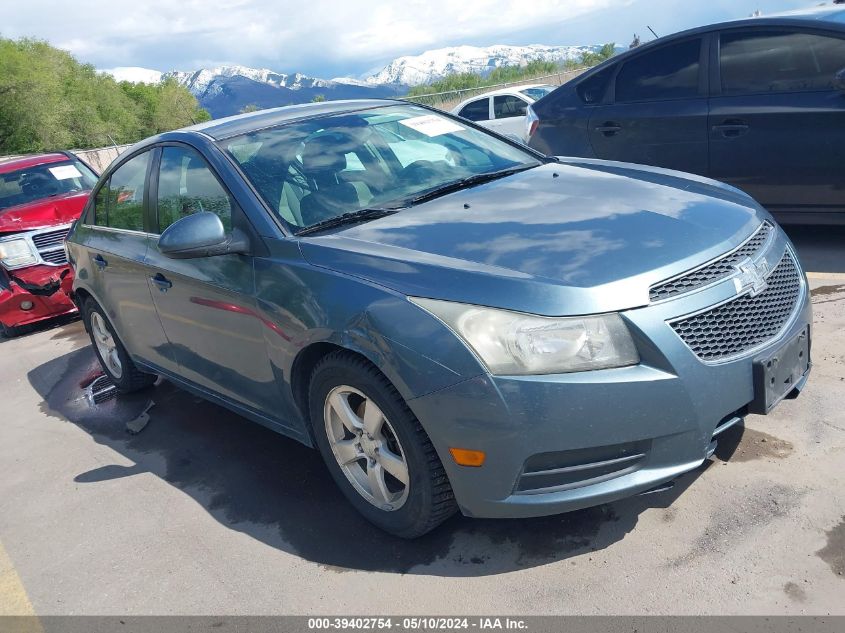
240,104,261,113
311,95,326,102
0,36,210,155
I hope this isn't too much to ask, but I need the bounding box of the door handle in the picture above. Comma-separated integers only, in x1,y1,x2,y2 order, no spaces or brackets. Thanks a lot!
713,120,749,138
595,122,622,136
93,254,108,269
150,273,173,292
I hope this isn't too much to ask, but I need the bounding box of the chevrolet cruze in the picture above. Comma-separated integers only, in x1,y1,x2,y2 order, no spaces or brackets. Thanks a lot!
66,100,812,537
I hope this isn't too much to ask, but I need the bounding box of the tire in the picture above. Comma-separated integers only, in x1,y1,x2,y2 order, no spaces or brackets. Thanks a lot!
309,350,457,538
82,298,156,393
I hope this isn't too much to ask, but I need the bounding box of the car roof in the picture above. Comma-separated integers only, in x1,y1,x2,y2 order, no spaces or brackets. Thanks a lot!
571,7,845,81
0,153,70,175
453,84,553,107
183,99,407,140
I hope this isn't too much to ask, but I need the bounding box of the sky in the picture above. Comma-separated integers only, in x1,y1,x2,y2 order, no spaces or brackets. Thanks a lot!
0,0,824,78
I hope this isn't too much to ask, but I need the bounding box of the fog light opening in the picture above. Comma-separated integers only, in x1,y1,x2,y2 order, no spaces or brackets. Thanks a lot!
19,301,34,311
449,447,486,467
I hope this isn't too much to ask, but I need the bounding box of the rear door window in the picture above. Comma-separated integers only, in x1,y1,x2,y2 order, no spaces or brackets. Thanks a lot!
615,38,702,102
493,95,528,119
99,152,150,232
576,65,615,104
458,98,491,122
720,29,845,95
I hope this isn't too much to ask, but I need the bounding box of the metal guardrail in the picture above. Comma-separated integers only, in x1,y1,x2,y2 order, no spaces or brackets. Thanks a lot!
401,68,589,111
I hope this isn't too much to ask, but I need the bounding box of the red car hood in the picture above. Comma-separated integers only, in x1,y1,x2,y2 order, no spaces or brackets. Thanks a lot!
0,191,90,233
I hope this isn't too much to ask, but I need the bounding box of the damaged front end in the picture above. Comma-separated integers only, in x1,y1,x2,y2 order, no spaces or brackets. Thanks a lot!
0,225,78,334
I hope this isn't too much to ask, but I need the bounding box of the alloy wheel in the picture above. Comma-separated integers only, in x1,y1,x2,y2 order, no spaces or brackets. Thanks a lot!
90,311,123,380
323,385,410,511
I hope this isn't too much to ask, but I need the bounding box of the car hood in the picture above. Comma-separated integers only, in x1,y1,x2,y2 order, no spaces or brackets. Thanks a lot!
298,160,766,315
0,191,90,233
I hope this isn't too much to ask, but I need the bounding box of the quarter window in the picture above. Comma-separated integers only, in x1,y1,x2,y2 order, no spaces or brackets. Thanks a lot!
458,99,490,122
156,146,232,232
615,39,702,103
720,30,845,95
99,152,150,232
493,95,528,119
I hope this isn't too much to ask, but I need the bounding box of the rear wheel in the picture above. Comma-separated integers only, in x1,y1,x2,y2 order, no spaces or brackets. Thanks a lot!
309,351,457,538
82,298,155,393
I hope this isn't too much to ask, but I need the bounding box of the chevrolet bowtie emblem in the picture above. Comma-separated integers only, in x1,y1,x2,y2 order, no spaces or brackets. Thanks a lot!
733,258,770,297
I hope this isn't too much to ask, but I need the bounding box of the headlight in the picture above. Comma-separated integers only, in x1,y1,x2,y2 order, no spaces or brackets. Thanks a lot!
0,237,38,269
410,298,639,375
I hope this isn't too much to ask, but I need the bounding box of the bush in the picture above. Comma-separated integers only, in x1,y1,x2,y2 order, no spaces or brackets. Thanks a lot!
0,37,210,155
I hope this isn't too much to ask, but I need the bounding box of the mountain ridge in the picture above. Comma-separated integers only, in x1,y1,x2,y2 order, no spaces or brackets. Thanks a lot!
101,42,602,117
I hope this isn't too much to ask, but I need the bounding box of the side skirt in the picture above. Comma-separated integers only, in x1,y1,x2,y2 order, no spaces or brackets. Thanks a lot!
135,359,314,448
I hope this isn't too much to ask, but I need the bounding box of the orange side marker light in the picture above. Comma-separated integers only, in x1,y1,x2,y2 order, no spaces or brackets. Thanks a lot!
449,448,486,467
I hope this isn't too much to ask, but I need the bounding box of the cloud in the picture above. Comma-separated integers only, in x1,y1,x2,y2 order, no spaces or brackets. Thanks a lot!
2,0,616,74
1,0,810,76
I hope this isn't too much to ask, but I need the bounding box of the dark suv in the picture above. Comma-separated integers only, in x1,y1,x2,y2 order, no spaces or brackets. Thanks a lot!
526,7,845,224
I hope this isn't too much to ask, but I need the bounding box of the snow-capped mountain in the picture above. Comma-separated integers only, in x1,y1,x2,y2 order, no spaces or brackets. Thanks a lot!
365,44,601,86
101,67,163,84
100,41,606,116
162,65,341,99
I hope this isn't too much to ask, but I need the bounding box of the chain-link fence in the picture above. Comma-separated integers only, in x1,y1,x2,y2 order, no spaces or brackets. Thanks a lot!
401,67,588,111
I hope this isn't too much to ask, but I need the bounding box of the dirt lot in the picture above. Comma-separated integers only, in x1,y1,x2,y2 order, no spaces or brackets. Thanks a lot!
0,226,843,616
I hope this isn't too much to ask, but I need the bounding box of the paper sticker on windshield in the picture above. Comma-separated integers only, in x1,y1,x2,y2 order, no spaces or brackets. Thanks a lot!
399,115,465,137
48,165,83,180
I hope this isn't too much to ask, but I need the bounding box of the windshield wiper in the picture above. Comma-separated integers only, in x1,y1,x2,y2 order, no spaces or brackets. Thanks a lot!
404,164,538,206
296,207,400,236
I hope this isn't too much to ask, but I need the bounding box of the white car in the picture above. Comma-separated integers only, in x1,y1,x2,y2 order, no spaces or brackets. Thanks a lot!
451,84,556,141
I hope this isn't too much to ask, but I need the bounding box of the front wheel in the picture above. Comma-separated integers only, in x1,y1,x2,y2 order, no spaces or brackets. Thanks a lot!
309,351,457,538
82,298,156,393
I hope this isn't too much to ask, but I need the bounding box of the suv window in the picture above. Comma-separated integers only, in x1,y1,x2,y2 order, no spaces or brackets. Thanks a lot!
493,95,528,119
97,152,150,232
576,65,615,104
458,99,490,121
615,38,701,103
156,146,232,232
720,30,845,95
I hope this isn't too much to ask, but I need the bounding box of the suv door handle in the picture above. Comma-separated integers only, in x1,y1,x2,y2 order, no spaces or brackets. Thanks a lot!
595,122,622,136
150,273,173,292
713,120,749,138
93,254,108,269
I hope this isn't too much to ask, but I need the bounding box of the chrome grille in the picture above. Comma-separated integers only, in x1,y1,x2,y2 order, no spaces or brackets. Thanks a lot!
650,222,774,302
671,251,801,361
31,226,70,266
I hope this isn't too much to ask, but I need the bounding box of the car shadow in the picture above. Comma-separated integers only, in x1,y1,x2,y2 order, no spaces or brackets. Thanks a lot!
782,224,845,275
28,342,727,577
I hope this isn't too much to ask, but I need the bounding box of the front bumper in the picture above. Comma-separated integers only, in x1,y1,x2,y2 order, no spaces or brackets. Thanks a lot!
408,258,812,519
0,264,77,329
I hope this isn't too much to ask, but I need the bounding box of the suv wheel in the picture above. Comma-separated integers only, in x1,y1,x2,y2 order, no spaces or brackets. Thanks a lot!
82,298,156,393
309,350,457,538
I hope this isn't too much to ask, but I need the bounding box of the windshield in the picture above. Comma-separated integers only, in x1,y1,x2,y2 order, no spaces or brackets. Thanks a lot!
0,159,98,212
520,86,555,100
224,104,541,229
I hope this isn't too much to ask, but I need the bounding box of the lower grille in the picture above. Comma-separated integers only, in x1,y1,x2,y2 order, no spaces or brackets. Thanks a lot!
671,251,802,361
516,440,650,493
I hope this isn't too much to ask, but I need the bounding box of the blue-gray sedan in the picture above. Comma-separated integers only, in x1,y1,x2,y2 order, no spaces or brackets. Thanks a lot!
66,100,812,537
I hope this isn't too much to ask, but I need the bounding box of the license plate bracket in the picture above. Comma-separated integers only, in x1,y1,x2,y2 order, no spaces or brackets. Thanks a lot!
750,327,810,414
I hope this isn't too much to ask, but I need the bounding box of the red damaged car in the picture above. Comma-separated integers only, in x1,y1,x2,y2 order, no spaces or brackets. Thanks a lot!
0,152,98,337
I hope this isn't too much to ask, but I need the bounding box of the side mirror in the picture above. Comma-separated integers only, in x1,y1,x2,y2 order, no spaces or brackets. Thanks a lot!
158,212,250,259
834,68,845,92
